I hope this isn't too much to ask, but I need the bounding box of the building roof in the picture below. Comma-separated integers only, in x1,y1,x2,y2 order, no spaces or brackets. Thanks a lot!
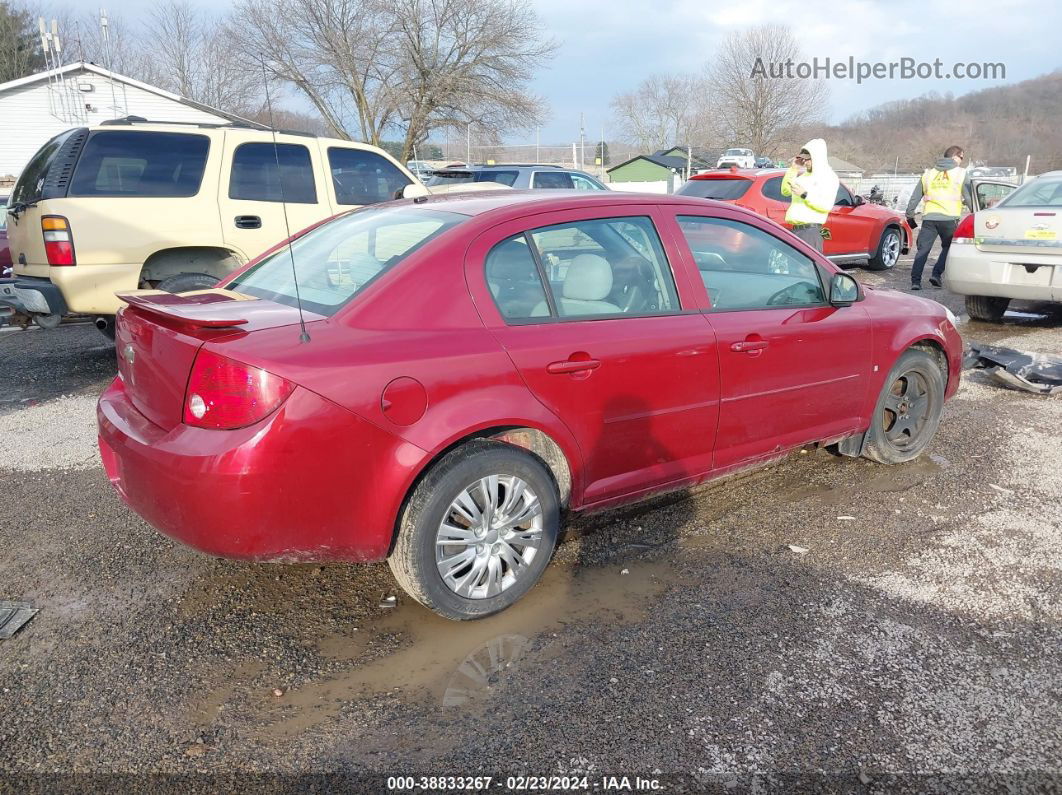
0,62,254,126
828,156,864,174
607,153,692,174
655,146,714,166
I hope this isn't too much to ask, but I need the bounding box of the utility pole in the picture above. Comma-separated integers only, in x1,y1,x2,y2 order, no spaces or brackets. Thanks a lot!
466,122,471,166
579,112,585,171
536,127,540,164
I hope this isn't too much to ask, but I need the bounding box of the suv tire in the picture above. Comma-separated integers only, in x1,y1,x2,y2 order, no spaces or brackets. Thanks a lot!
157,272,220,294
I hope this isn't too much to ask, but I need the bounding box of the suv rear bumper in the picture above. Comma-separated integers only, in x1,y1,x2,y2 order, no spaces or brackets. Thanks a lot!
2,276,69,316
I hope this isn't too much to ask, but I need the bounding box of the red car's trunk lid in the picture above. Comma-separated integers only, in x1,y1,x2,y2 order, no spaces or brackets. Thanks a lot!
114,289,320,430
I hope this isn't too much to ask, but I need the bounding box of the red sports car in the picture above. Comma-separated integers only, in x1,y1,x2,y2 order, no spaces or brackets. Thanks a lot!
97,191,961,620
677,169,912,271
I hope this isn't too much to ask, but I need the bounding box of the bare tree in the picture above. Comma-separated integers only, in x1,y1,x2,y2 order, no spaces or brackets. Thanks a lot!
706,24,828,155
230,0,555,160
610,72,711,153
138,0,260,112
0,1,45,81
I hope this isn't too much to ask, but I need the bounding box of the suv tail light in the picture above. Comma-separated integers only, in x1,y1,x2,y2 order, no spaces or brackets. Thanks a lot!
42,216,76,265
183,350,295,430
953,214,976,244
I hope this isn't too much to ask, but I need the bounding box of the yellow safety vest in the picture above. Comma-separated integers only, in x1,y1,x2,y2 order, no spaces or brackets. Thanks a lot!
921,167,966,217
781,167,831,225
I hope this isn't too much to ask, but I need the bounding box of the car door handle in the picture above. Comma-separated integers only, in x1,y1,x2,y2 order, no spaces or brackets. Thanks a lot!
730,339,769,353
546,358,601,375
234,215,262,229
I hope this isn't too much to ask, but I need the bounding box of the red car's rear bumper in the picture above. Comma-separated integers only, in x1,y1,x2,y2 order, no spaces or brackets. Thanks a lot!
97,377,427,562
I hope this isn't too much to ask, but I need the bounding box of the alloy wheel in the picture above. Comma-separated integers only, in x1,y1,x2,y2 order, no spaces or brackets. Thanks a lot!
882,371,931,449
881,231,901,267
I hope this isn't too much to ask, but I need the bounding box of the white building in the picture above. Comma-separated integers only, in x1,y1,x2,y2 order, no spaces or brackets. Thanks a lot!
0,62,250,182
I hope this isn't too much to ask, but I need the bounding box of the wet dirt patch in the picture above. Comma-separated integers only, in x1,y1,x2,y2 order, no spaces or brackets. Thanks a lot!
255,560,669,737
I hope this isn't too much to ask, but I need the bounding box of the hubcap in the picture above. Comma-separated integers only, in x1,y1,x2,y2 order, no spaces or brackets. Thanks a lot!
435,475,543,599
882,371,931,448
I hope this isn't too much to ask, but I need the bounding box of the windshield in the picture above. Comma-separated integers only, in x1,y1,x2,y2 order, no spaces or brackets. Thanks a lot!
677,178,751,200
1000,178,1062,208
228,207,466,316
724,149,748,156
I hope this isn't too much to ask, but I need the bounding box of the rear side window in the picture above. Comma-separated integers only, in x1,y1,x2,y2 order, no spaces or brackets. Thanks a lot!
11,130,75,203
327,147,411,205
484,235,550,320
531,171,574,189
677,178,751,200
761,176,789,203
477,171,519,186
230,142,316,204
70,132,209,198
427,171,474,186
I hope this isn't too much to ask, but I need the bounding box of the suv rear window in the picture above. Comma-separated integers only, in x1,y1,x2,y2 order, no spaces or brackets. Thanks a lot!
228,207,466,316
677,178,751,200
328,147,411,205
70,131,209,197
10,130,76,204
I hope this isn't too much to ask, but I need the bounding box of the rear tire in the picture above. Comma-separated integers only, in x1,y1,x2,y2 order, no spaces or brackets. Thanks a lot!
863,348,946,465
866,226,901,271
156,272,220,294
965,294,1010,323
389,439,560,621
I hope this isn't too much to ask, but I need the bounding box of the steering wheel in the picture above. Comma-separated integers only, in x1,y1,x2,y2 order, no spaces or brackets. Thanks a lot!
766,281,817,306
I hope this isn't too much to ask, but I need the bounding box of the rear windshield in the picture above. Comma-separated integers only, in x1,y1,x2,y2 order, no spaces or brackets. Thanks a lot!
70,131,210,197
10,130,75,204
228,207,466,316
1000,178,1062,208
677,178,751,200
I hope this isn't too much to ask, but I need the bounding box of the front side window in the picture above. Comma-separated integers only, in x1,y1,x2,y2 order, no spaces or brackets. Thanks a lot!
677,216,826,311
489,216,679,321
328,147,411,205
531,171,574,189
976,182,1014,209
70,131,209,198
229,142,316,204
229,208,465,316
571,174,605,191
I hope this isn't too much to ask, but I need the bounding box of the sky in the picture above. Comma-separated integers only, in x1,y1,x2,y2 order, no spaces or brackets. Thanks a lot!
88,0,1060,146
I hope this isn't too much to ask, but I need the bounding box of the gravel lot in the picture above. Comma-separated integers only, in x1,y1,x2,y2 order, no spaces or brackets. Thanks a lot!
1,249,1060,792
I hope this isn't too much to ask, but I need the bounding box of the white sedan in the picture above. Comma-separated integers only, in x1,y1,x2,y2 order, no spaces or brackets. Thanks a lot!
945,172,1062,322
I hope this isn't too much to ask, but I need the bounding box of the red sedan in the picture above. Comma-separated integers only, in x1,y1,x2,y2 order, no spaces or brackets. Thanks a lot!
97,191,962,620
677,169,912,271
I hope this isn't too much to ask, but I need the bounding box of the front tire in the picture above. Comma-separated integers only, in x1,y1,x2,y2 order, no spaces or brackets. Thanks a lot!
866,226,901,271
863,349,946,465
389,440,560,620
965,295,1010,323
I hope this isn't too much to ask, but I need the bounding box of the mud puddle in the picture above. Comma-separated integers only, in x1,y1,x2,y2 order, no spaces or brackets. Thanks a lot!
256,559,670,737
778,454,948,506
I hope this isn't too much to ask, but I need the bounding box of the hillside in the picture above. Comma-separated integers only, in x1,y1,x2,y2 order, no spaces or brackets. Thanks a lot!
810,70,1062,174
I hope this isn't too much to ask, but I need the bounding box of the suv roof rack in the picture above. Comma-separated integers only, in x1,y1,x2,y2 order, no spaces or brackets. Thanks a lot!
98,116,271,132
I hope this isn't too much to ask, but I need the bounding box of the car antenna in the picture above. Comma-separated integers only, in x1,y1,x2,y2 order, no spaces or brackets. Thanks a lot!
260,58,310,343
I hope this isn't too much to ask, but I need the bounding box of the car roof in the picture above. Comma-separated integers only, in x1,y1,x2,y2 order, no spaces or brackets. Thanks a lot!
433,164,568,171
691,168,783,180
396,189,726,218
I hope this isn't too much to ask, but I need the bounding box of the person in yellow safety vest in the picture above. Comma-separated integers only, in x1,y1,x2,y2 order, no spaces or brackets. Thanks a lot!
780,138,839,253
905,145,972,290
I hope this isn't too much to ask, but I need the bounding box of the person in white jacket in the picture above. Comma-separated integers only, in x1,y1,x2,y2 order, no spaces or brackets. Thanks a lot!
780,138,839,252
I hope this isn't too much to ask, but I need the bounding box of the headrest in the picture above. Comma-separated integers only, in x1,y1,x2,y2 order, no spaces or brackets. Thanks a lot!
563,254,613,301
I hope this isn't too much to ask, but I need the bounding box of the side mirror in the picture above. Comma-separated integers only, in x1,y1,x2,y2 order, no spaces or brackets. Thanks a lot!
853,194,865,207
396,183,431,200
829,272,861,306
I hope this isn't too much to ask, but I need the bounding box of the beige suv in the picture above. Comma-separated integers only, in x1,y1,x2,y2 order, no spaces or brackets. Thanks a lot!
3,119,425,336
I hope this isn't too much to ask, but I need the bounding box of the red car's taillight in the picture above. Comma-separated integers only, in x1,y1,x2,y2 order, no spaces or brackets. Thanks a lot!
953,214,976,244
42,216,76,266
183,350,295,430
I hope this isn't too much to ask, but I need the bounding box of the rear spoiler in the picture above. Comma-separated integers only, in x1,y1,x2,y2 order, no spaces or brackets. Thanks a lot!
116,289,256,328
